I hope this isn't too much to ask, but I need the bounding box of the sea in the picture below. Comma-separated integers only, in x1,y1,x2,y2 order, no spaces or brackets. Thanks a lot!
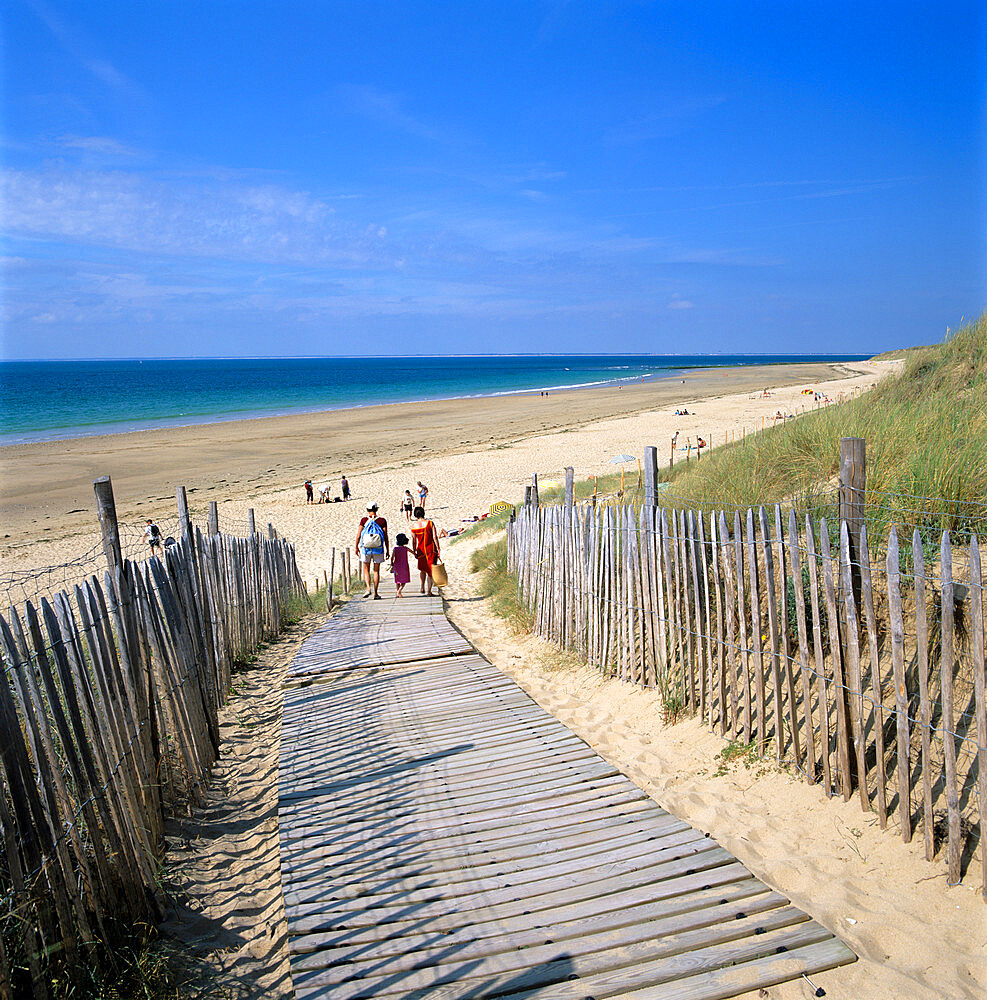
0,355,869,446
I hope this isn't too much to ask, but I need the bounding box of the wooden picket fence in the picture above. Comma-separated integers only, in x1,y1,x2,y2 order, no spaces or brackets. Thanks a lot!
0,522,307,998
507,499,987,900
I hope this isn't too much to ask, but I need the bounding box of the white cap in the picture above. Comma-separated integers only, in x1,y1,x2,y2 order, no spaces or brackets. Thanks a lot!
366,501,378,511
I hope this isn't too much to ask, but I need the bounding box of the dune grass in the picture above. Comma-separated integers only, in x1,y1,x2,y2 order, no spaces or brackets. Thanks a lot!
458,314,986,554
661,314,987,541
468,536,532,632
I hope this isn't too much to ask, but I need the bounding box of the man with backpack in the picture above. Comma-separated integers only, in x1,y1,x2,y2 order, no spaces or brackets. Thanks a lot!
354,502,389,599
144,519,163,556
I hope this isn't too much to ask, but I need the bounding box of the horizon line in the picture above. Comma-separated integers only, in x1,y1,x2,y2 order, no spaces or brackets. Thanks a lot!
2,351,875,363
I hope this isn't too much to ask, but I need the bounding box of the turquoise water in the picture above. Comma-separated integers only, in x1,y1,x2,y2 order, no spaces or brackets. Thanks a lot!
0,355,868,445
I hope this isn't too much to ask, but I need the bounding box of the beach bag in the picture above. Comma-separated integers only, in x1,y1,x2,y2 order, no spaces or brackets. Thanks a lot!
360,517,385,553
430,559,448,587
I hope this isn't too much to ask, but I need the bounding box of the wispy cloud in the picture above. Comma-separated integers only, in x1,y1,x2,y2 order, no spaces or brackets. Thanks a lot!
57,135,142,157
668,296,695,310
331,84,449,142
604,94,728,144
28,0,146,101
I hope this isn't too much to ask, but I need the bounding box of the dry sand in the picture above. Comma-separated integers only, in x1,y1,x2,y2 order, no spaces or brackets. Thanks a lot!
441,534,986,1000
157,524,984,1000
156,611,322,999
2,359,888,583
98,356,984,999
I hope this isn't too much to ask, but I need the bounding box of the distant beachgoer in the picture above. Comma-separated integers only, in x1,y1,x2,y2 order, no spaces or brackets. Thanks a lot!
401,490,414,521
355,502,389,599
411,507,440,596
144,519,163,555
341,476,350,500
304,480,314,504
389,533,412,597
697,437,706,449
417,481,429,511
318,482,331,503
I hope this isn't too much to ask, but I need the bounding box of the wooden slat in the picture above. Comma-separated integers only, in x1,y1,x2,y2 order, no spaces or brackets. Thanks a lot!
733,512,752,743
886,529,911,843
969,536,986,901
788,511,816,783
857,524,887,827
279,577,855,998
839,522,869,812
775,505,801,767
805,516,832,797
820,519,853,800
912,529,934,860
759,507,784,759
745,510,765,754
939,532,961,884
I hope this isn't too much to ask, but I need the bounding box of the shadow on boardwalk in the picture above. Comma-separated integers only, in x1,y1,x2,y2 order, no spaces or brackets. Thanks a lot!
278,583,855,1000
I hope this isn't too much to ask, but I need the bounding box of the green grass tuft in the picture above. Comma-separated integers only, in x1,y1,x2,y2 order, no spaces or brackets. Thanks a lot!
469,538,533,632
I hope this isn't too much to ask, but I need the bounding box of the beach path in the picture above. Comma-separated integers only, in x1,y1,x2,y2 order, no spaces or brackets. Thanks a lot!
277,584,855,999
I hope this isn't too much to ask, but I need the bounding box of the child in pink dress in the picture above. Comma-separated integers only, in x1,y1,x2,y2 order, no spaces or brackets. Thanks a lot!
389,534,412,597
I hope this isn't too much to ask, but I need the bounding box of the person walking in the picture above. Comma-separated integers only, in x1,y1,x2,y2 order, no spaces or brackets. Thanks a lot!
304,480,314,504
411,506,440,596
389,533,413,597
341,475,351,501
144,519,163,556
416,481,429,511
355,502,389,599
401,490,414,521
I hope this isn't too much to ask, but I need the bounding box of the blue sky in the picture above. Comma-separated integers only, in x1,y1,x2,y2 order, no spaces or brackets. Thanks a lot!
2,1,983,358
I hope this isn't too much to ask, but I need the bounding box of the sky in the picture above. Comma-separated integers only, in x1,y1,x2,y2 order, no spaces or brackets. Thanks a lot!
2,1,984,359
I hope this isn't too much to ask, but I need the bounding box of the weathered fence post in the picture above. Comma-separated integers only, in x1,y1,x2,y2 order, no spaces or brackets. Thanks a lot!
531,473,539,508
176,485,191,538
524,485,533,508
93,476,123,573
247,508,256,535
268,523,276,540
643,446,659,507
839,437,866,611
564,467,574,509
208,501,219,537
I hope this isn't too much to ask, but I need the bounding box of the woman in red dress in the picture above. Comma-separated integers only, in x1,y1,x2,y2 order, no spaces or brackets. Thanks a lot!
410,506,440,595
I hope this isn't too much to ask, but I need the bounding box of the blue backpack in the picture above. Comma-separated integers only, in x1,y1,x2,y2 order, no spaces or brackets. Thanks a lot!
360,516,385,553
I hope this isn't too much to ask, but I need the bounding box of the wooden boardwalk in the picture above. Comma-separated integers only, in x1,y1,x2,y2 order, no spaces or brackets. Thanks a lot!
278,584,854,999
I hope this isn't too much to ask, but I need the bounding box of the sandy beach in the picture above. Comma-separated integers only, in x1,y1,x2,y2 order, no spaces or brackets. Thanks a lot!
1,358,885,581
7,352,983,1000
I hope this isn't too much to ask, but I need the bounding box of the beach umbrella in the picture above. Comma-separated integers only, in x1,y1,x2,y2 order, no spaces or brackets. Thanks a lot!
608,454,636,492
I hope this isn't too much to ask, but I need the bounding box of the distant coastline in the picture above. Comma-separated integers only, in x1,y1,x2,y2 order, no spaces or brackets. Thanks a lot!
0,354,869,446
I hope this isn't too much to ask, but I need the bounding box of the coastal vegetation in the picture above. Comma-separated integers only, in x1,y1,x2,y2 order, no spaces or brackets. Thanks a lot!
469,314,986,552
664,313,987,539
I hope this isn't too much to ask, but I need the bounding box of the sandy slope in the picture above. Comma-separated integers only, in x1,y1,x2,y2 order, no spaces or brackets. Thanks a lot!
441,533,986,1000
158,529,984,1000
